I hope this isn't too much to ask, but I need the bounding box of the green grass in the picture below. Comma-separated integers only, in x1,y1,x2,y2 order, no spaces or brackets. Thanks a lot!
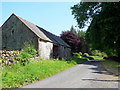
75,56,103,61
90,56,103,60
65,57,88,64
99,59,120,76
0,68,2,90
2,59,79,88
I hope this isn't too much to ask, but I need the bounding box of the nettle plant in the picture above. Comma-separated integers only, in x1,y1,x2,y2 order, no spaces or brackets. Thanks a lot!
18,43,37,66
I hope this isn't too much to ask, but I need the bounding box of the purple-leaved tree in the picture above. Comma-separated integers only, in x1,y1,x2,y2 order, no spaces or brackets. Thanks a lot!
60,30,84,54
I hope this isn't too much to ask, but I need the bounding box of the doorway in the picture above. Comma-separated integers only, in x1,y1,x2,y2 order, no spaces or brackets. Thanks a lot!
53,45,59,59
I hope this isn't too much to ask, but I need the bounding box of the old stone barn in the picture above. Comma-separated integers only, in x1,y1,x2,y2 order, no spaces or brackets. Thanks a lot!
1,13,71,59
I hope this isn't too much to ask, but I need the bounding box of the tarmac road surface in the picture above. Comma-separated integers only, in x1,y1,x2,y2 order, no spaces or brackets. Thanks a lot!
21,61,119,88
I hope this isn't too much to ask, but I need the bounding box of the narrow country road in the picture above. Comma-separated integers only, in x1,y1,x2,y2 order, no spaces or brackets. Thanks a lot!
21,61,119,88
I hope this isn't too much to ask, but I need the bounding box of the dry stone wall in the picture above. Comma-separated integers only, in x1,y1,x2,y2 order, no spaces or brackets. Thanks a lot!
0,50,19,66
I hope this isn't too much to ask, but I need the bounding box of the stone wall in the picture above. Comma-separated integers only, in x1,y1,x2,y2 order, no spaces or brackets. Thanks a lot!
58,46,65,59
38,40,53,60
0,50,19,66
52,45,71,59
2,15,38,50
64,47,71,58
58,46,71,59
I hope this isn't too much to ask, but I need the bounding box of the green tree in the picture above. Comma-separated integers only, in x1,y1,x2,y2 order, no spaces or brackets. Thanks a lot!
71,2,101,28
70,25,86,40
69,26,89,53
77,30,86,40
70,25,77,34
71,2,120,58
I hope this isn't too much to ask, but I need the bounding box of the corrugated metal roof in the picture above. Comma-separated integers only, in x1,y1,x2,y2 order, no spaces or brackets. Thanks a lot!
14,14,70,47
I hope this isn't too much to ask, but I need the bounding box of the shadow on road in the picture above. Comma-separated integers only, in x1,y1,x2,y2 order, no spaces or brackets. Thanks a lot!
82,79,120,82
80,60,119,85
81,61,119,76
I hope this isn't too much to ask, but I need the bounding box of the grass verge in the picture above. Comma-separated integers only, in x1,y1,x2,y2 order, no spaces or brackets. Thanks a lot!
90,56,103,60
2,58,86,88
66,57,88,64
99,59,120,76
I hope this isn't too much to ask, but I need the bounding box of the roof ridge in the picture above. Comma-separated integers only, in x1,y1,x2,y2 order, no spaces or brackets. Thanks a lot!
16,15,36,27
13,14,51,42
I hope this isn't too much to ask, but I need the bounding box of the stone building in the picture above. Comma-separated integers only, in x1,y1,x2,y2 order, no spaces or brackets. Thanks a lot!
1,13,71,59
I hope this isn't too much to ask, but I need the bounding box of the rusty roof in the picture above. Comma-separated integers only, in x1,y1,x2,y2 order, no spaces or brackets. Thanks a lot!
12,14,70,47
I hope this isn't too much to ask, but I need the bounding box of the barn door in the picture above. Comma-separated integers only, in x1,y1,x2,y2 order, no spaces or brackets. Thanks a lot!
53,45,59,58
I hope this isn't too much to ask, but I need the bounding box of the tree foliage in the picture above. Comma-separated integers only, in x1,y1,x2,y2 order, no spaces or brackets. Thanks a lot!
70,25,77,34
71,2,101,28
70,25,86,40
60,30,90,54
60,31,83,53
71,2,120,57
77,30,86,40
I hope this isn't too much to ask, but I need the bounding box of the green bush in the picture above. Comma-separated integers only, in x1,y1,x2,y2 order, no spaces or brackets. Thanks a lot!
101,52,108,57
96,53,102,57
91,50,99,56
83,53,89,56
19,51,34,65
73,53,81,58
15,57,29,66
18,52,33,59
79,52,82,56
17,43,38,66
16,52,31,66
91,50,107,57
22,43,37,56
